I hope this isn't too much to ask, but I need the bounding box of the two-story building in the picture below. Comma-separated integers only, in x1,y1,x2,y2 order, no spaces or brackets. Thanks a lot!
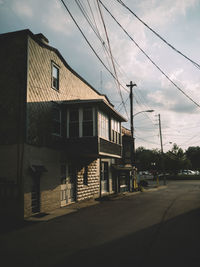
0,29,126,221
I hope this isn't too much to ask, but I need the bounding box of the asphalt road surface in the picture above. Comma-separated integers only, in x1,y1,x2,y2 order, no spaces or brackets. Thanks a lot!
1,180,200,267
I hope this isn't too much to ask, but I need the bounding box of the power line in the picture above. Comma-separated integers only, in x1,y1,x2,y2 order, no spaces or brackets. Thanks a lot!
135,135,160,146
115,0,200,70
96,0,129,118
99,0,200,109
60,0,129,119
76,0,155,119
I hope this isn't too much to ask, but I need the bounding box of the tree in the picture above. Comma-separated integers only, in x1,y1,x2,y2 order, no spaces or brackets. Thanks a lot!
135,147,161,172
165,144,191,174
185,146,200,170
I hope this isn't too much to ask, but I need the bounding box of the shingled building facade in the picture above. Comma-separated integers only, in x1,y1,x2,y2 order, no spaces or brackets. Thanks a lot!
0,29,126,220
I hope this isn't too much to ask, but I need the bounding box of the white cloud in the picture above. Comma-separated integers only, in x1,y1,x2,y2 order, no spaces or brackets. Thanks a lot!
140,0,198,27
12,1,33,17
42,1,73,36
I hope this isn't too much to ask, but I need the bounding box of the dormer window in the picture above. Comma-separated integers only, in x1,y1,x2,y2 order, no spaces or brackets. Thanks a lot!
52,62,59,90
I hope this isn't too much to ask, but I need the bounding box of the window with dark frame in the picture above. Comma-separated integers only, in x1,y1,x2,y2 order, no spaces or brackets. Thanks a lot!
52,107,61,135
99,111,109,140
83,107,93,137
111,119,121,144
52,63,59,90
69,109,79,137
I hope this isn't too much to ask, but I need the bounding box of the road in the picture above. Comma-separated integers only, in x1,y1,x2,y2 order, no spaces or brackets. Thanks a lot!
1,180,200,267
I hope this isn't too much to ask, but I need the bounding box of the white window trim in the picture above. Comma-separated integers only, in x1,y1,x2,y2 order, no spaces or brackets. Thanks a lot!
98,110,109,140
51,61,60,91
67,107,95,138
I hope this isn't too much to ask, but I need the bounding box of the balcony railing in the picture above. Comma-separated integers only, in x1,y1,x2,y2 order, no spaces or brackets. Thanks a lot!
65,136,122,158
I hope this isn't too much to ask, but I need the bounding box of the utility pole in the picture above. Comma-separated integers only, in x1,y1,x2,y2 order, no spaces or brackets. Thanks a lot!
126,81,137,191
158,114,166,185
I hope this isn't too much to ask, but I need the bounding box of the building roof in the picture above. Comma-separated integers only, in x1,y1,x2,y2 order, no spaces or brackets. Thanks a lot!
0,29,114,107
56,99,127,122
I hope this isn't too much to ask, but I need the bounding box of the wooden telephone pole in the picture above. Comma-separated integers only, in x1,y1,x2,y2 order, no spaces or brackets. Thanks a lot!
126,81,137,190
158,114,166,185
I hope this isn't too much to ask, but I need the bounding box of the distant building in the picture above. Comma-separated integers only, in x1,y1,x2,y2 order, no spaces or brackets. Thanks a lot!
112,127,134,193
0,29,126,221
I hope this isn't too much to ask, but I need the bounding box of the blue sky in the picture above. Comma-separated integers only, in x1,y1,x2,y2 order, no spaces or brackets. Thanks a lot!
1,0,200,151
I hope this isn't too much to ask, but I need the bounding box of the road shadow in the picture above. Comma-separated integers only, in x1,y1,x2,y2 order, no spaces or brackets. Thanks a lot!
54,207,200,267
0,219,40,235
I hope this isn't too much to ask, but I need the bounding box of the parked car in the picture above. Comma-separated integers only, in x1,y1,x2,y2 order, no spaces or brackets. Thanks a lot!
178,170,196,175
138,171,153,180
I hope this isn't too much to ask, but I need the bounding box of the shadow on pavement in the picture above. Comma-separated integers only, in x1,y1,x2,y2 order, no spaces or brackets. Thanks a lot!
0,219,40,235
54,207,200,267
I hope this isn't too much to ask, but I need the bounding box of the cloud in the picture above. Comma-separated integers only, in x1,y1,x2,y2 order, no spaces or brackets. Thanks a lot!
42,1,73,36
139,0,198,27
12,0,33,18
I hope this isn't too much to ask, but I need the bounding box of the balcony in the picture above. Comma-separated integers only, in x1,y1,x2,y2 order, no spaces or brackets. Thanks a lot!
65,136,122,158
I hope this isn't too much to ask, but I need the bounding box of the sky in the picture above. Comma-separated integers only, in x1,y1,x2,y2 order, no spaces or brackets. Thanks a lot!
1,0,200,152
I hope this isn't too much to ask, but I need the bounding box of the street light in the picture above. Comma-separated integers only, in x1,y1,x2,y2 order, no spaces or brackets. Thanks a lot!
133,110,154,118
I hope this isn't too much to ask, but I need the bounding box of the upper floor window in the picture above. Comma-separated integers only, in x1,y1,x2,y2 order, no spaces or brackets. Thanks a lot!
69,108,79,137
52,62,59,90
83,107,93,137
111,119,121,144
67,107,95,138
52,107,61,136
99,111,109,140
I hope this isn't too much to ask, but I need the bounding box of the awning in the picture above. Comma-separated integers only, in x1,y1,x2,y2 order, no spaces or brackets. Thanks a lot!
112,164,132,171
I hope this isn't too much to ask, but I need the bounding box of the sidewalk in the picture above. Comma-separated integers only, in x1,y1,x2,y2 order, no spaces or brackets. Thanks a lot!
25,198,100,223
25,184,166,223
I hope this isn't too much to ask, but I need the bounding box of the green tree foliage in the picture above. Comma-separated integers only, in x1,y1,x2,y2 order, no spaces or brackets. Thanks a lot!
135,147,161,172
135,144,195,174
165,144,191,174
185,146,200,170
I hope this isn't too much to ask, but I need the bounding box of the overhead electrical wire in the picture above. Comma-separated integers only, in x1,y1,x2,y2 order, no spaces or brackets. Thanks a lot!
96,0,129,118
75,0,129,118
76,0,130,95
99,0,200,109
134,135,160,146
74,0,119,93
75,1,157,128
60,0,129,119
115,0,200,70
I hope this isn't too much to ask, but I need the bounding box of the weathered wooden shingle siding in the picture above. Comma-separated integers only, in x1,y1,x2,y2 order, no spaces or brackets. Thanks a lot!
23,33,103,216
26,35,107,146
